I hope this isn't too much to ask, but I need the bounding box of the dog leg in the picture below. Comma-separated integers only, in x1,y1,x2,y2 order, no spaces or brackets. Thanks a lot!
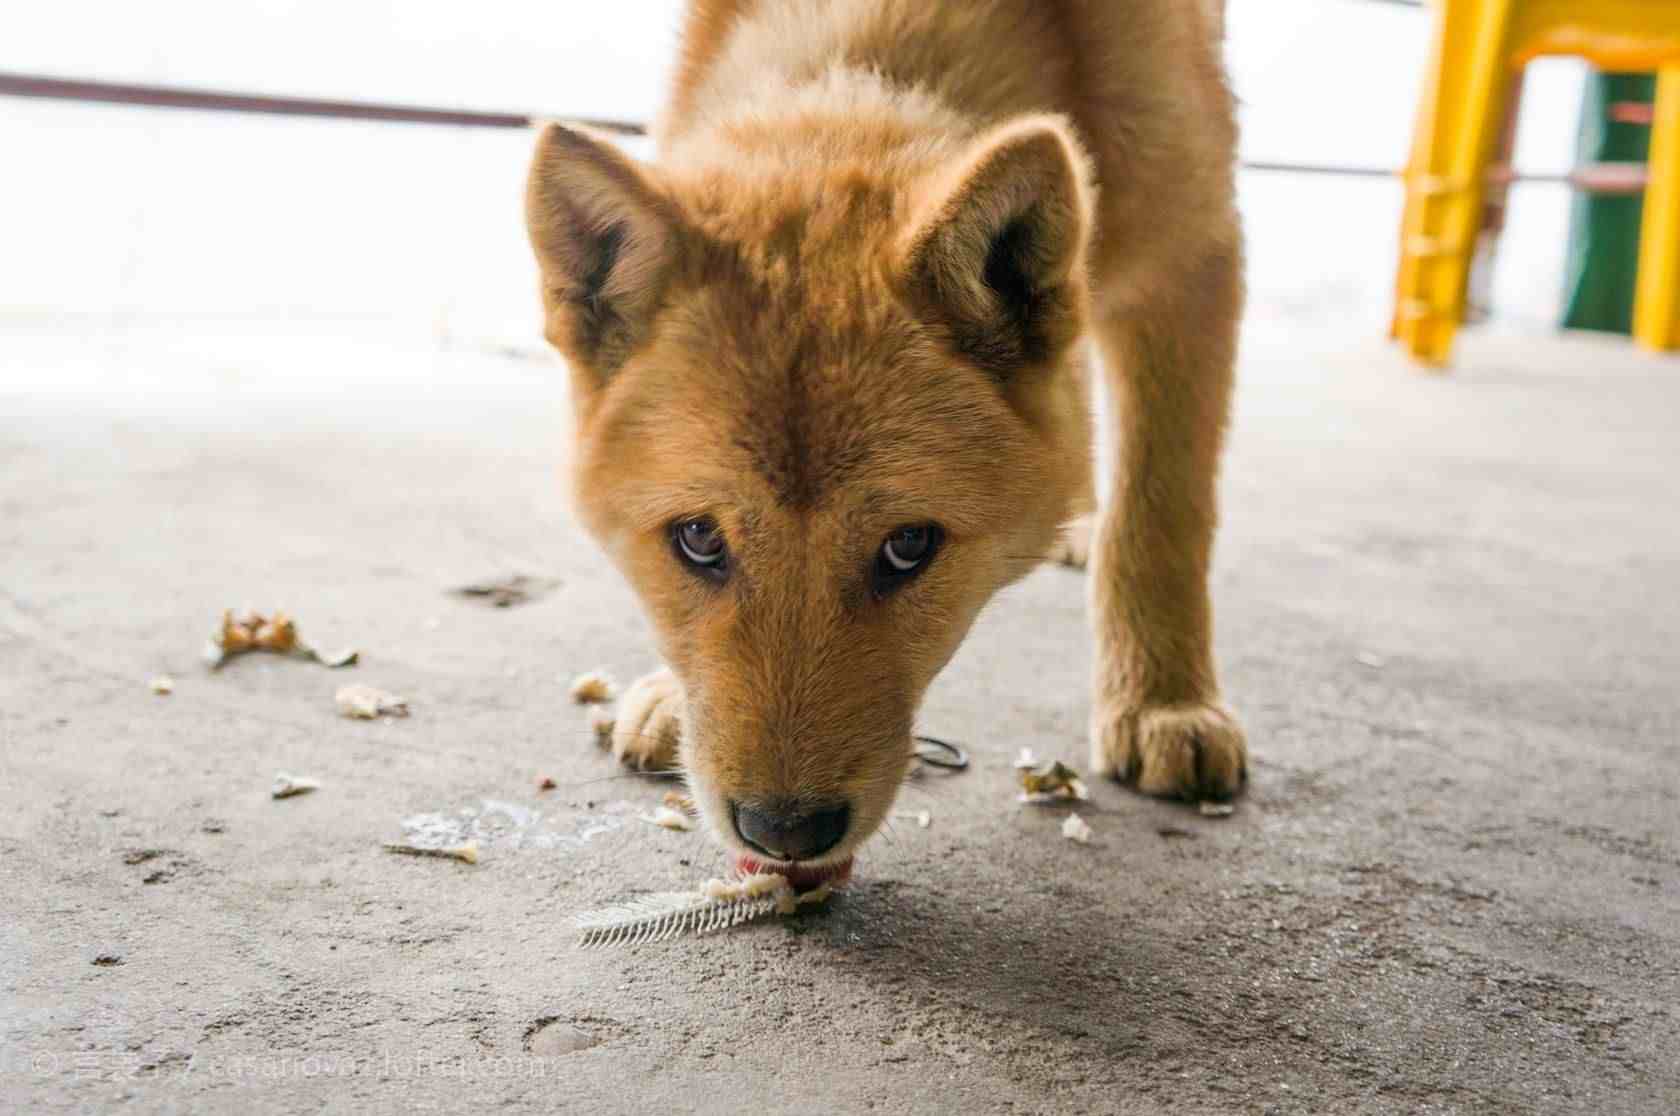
1046,352,1098,570
610,667,685,772
1088,245,1246,800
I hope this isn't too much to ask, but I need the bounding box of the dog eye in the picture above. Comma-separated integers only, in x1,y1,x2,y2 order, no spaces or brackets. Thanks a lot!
672,517,728,579
874,524,942,594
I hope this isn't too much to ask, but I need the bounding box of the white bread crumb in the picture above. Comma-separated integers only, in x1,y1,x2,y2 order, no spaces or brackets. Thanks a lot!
644,805,693,831
335,683,409,720
702,873,786,901
271,773,320,799
149,676,174,696
1061,814,1093,844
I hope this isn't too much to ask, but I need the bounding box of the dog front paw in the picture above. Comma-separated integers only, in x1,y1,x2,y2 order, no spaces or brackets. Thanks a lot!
1090,699,1247,800
608,668,685,771
1046,514,1093,569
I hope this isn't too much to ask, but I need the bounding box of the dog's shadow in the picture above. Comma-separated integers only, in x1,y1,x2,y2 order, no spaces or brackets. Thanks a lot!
793,863,1265,1066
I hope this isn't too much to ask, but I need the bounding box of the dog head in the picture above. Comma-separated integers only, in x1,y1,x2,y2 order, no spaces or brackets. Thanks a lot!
526,116,1093,873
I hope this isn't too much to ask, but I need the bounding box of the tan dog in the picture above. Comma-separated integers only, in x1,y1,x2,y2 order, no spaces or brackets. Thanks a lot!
526,0,1245,881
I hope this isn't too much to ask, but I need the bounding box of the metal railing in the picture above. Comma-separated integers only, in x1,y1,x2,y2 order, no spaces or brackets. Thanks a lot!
0,66,1648,195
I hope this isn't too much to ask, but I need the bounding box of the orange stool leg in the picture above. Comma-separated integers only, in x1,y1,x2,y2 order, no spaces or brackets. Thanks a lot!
1394,0,1516,368
1633,65,1680,352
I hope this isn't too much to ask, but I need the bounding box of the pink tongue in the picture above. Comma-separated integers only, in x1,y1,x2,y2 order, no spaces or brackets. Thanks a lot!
734,854,853,892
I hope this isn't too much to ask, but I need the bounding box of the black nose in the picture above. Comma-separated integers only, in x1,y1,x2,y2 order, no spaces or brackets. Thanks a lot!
732,798,850,861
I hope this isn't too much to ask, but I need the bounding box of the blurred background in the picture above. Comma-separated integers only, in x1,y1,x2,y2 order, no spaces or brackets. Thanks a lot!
1,0,1594,354
8,7,1680,1111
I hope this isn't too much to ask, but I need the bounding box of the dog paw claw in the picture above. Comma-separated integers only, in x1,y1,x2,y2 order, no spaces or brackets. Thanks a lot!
610,668,685,772
1090,700,1246,801
1046,515,1093,569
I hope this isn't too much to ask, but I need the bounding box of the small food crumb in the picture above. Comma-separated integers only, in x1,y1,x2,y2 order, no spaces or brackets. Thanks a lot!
896,809,932,829
382,841,479,865
702,873,788,902
1012,747,1038,769
148,675,174,696
775,881,833,916
662,791,695,814
1062,814,1093,844
203,609,357,670
536,775,558,791
644,805,693,831
1018,760,1089,803
1198,801,1235,818
91,954,123,967
1355,651,1385,669
271,773,320,799
569,670,616,704
587,707,615,747
334,683,409,720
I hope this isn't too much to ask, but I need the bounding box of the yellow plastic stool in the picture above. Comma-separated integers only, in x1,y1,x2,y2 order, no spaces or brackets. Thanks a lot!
1393,1,1680,366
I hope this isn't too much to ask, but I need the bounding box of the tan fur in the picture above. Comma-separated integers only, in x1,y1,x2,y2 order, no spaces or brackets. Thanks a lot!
525,0,1245,867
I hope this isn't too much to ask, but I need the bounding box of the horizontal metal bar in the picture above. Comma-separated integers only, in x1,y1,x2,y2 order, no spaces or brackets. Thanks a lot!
0,71,1648,193
0,71,647,135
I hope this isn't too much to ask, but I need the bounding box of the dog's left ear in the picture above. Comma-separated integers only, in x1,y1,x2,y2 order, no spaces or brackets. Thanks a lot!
526,123,688,380
898,116,1094,375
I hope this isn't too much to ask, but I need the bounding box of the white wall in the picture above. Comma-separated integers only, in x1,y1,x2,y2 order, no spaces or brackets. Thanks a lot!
0,0,1585,345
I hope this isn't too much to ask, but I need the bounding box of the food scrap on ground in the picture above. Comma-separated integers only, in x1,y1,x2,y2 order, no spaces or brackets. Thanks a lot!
536,774,558,791
896,809,932,829
1012,747,1038,769
569,669,615,704
574,872,833,948
450,574,559,609
148,675,173,696
587,707,615,747
204,609,357,670
1199,801,1235,818
334,683,409,720
1062,814,1094,844
270,772,320,799
382,841,479,865
1018,759,1089,804
644,805,693,831
646,799,695,830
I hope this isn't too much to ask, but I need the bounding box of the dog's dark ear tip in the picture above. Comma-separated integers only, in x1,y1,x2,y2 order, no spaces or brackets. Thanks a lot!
524,125,685,380
900,116,1094,376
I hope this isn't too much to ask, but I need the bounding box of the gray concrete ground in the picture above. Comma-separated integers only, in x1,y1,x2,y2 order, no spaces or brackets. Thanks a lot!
2,316,1677,1114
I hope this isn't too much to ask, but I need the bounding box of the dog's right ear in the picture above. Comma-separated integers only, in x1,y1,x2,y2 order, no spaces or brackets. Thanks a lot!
526,124,686,380
898,116,1094,377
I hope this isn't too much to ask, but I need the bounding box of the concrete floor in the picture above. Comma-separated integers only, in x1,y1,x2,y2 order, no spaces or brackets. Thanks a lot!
2,316,1677,1114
